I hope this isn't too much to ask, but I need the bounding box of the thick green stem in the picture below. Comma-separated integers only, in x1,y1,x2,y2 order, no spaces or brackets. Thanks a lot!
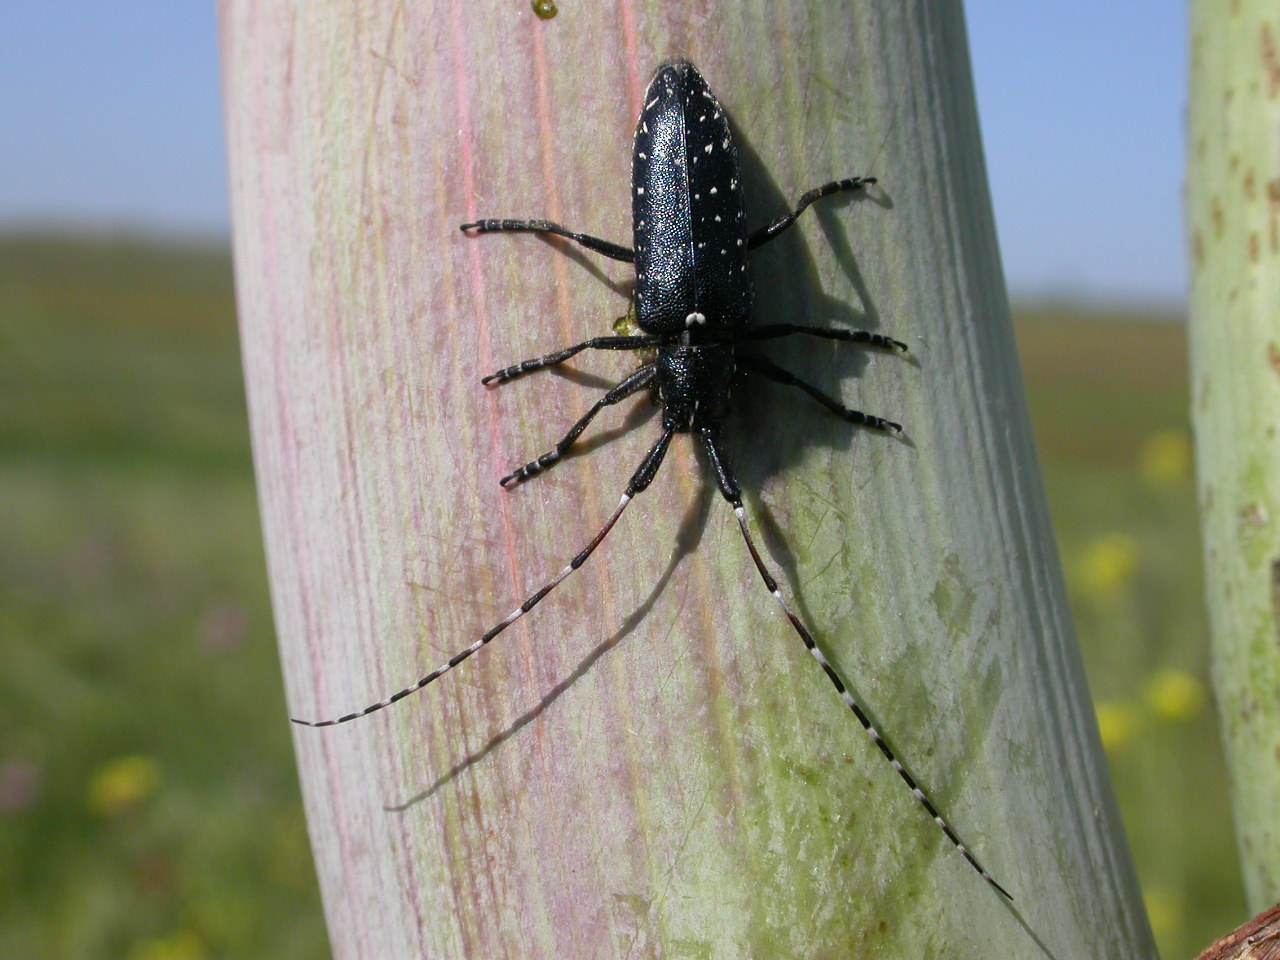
222,1,1152,956
1188,0,1280,911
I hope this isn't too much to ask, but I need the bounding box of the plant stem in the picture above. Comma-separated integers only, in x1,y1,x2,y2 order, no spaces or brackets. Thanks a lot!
222,1,1154,956
1188,0,1280,912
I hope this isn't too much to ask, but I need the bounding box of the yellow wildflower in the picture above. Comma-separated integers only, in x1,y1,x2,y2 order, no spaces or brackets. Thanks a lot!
1095,700,1140,753
1139,429,1193,486
87,755,161,817
1075,533,1139,601
1142,884,1185,948
128,931,205,960
1144,668,1208,723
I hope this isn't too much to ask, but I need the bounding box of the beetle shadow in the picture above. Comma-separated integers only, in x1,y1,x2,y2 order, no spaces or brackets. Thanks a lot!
724,130,912,614
385,475,718,812
532,232,634,300
407,121,911,805
732,127,908,465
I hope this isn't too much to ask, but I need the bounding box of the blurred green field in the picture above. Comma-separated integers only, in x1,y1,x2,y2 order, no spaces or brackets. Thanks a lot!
0,236,1243,959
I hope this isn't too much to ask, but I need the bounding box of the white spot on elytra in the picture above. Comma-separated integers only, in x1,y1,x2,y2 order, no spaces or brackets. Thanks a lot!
709,187,717,195
685,311,706,327
703,143,713,154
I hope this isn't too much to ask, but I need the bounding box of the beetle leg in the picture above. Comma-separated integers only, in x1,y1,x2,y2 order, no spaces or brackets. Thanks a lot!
746,177,876,250
461,219,635,262
482,335,660,385
500,365,657,488
742,323,906,353
739,354,902,433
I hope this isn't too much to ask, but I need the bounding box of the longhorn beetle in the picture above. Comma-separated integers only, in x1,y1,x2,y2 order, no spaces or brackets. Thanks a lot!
293,60,1012,902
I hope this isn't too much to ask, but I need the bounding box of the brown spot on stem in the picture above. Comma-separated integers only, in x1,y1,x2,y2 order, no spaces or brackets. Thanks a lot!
1269,342,1280,376
1212,197,1225,238
1273,558,1280,650
1245,169,1257,201
1265,24,1280,98
1240,502,1269,535
1270,180,1280,252
1251,232,1261,262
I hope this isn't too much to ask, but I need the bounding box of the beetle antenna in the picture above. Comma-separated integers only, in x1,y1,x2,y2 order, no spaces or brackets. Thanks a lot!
291,428,675,727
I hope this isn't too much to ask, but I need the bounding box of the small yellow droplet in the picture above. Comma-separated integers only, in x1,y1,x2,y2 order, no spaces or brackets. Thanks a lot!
531,0,557,19
1095,700,1140,753
1144,668,1208,723
613,301,641,336
87,755,161,816
1139,429,1193,486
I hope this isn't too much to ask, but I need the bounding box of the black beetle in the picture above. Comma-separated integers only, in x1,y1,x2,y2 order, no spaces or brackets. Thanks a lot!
294,59,1010,903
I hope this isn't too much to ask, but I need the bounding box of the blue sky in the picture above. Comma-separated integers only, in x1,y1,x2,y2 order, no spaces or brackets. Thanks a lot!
967,2,1186,306
0,1,1186,306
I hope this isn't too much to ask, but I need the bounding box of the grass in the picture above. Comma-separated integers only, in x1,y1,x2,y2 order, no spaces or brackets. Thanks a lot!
1016,306,1244,956
0,236,1242,959
0,236,327,960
